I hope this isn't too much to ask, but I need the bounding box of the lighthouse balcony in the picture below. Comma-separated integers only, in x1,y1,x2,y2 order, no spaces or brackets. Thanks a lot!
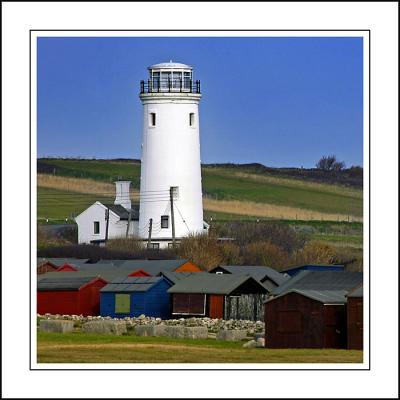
140,79,201,94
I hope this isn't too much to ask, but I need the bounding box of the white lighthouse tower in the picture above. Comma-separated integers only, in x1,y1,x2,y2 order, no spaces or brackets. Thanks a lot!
138,61,206,248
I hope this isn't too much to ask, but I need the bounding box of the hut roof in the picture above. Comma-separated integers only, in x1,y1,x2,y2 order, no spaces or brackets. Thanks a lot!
44,258,89,267
272,271,363,296
161,271,203,284
280,264,345,275
167,274,267,295
213,265,289,285
117,259,190,275
37,274,105,291
266,289,349,305
100,276,166,293
347,284,363,298
38,270,126,283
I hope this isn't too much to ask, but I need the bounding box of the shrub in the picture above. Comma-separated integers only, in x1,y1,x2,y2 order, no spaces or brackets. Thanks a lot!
291,240,336,265
177,233,224,270
106,237,144,253
242,241,290,268
219,242,243,265
213,221,308,253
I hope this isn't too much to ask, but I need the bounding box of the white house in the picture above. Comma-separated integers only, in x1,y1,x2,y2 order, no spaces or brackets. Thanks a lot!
75,181,139,245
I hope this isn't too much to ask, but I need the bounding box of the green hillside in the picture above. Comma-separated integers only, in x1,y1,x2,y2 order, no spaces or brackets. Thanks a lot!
38,158,363,218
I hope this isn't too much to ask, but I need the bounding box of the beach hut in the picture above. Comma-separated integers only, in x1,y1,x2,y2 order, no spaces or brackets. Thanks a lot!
347,284,363,350
37,274,107,316
100,276,172,319
168,273,268,320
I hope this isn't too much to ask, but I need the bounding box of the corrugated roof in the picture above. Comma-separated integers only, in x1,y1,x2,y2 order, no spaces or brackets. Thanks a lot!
168,274,266,295
37,274,101,291
100,276,164,293
117,259,189,275
103,204,139,221
272,271,363,296
215,265,289,286
67,263,119,272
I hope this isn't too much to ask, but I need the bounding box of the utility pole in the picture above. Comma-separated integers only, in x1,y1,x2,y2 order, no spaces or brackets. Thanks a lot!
147,218,153,248
170,187,176,249
126,209,132,238
105,208,110,242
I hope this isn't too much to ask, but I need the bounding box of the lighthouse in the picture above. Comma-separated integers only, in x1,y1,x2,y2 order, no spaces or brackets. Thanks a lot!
138,61,206,248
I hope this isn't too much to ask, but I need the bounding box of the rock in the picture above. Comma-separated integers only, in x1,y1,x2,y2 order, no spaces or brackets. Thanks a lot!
216,329,248,341
40,319,74,333
256,338,265,347
243,340,258,348
134,324,168,337
82,320,127,335
166,326,208,339
254,332,265,341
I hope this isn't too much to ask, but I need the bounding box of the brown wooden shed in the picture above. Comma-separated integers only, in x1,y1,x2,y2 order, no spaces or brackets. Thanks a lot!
168,273,268,320
347,284,363,350
265,289,348,348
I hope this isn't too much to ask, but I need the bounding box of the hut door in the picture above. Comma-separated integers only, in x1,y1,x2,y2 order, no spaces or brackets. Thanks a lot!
209,295,224,319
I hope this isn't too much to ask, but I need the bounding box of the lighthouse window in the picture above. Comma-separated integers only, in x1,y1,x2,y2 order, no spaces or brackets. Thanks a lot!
172,71,182,89
149,113,156,127
161,215,169,229
184,71,191,89
161,71,171,89
152,72,160,91
189,113,195,126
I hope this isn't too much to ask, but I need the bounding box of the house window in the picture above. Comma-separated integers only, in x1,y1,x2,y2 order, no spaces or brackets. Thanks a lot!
147,243,160,250
149,112,156,127
115,294,130,314
168,242,180,249
189,113,195,126
161,215,169,228
93,221,100,234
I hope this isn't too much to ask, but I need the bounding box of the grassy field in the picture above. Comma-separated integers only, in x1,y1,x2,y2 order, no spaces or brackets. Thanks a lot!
37,332,363,364
37,159,363,222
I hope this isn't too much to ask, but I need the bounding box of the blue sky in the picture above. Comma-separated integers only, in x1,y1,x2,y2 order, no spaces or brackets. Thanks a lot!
37,36,363,168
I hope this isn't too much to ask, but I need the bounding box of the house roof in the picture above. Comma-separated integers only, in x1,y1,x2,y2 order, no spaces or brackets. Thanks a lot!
347,284,363,298
212,265,289,286
161,271,203,284
103,204,139,221
100,276,166,293
167,274,267,295
117,259,189,275
266,289,349,305
272,271,363,297
37,274,104,291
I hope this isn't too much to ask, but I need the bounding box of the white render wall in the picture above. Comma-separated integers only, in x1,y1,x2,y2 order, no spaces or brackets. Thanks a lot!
138,93,204,240
75,202,139,244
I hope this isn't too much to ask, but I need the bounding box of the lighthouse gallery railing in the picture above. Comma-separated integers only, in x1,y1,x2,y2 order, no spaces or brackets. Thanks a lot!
140,79,201,94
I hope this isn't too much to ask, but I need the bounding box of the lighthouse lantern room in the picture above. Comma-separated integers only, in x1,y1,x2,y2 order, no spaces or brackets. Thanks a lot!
138,61,206,248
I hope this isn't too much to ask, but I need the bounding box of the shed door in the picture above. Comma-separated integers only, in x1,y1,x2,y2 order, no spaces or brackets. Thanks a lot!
173,294,205,315
209,295,224,319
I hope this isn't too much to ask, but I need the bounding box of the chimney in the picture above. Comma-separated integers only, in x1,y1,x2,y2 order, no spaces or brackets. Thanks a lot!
114,181,131,210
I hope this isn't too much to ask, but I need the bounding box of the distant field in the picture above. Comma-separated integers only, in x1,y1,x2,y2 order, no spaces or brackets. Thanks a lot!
37,159,363,223
37,332,363,363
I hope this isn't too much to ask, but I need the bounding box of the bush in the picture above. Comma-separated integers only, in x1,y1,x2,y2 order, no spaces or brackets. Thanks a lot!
291,241,336,265
106,237,144,253
242,241,290,268
316,155,346,171
219,242,243,265
177,233,224,270
212,221,308,253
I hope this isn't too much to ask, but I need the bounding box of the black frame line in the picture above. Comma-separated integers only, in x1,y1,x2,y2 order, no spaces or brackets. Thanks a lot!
30,28,370,372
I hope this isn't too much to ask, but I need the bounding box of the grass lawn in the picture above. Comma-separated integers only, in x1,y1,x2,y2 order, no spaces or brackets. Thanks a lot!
37,332,363,364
